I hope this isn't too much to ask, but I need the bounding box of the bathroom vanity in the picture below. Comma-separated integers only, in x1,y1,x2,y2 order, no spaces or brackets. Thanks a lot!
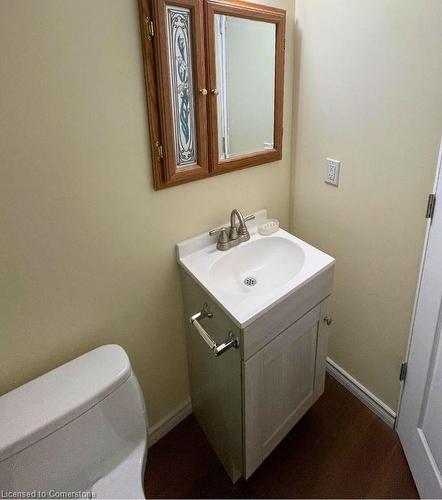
177,210,335,482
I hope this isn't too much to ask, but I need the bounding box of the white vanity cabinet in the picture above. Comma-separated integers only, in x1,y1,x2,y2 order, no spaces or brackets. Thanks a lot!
177,210,334,482
180,265,333,482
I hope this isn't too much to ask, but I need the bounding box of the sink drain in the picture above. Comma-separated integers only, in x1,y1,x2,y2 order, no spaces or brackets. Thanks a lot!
244,276,257,287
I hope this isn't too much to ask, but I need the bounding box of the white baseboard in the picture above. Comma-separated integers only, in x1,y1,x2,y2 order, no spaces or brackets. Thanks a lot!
326,357,396,428
148,397,192,447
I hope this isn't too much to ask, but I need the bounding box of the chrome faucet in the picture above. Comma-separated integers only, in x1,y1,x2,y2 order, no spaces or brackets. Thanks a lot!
209,209,255,251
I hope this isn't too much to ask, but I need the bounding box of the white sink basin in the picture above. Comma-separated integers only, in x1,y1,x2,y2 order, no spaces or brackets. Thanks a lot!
176,210,335,328
209,237,305,296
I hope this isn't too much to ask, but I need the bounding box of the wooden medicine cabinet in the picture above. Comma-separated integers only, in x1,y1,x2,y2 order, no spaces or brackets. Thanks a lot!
138,0,286,189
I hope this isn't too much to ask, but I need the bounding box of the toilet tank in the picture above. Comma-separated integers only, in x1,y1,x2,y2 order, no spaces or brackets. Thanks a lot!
0,345,147,496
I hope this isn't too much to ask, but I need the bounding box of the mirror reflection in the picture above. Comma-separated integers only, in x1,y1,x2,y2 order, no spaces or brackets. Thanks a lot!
215,15,276,160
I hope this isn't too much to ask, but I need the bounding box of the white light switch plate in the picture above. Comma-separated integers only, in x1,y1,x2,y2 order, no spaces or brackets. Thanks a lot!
325,158,341,186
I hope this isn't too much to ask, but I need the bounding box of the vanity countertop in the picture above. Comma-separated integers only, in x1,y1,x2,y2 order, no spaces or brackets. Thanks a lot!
176,210,335,328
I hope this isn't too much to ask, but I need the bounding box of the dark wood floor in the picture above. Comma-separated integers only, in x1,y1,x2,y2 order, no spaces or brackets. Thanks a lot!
144,375,418,499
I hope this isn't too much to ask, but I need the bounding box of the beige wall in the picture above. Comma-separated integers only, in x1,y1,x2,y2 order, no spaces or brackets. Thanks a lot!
0,0,295,426
292,0,442,409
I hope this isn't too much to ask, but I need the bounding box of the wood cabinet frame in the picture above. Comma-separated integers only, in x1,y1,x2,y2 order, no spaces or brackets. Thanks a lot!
138,0,286,190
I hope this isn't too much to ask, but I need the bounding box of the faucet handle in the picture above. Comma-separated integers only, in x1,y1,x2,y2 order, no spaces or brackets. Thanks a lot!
237,214,255,243
209,226,228,237
209,227,230,251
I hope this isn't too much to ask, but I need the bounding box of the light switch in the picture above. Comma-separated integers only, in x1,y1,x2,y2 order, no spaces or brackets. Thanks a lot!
325,158,341,186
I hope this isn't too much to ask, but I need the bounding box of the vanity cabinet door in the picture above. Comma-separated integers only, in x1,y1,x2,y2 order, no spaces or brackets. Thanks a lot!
243,300,330,478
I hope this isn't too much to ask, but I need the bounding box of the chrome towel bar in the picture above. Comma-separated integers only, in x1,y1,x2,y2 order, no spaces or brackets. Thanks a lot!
190,303,240,357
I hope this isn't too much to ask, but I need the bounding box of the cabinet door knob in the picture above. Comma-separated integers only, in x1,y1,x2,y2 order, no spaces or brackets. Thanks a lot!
323,316,333,326
211,89,219,96
199,88,208,96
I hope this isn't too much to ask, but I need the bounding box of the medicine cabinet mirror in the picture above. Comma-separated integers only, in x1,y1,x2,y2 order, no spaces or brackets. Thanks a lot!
214,15,275,160
138,0,286,189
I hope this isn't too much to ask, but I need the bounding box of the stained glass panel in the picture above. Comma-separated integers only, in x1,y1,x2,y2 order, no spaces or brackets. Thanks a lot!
166,6,197,168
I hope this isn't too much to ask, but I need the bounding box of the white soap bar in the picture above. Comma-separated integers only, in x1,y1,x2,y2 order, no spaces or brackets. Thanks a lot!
258,219,279,236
